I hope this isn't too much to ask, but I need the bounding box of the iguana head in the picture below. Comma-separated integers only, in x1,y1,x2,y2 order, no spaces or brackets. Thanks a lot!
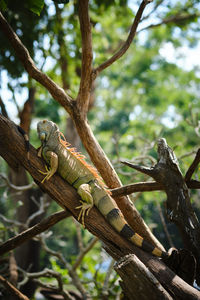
37,120,59,144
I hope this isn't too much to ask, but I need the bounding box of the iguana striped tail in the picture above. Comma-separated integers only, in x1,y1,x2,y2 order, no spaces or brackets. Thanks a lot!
90,181,169,259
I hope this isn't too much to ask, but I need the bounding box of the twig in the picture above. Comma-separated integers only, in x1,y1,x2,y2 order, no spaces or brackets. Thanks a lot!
0,173,35,191
0,210,71,256
93,0,152,75
40,234,92,299
25,195,48,227
20,268,74,300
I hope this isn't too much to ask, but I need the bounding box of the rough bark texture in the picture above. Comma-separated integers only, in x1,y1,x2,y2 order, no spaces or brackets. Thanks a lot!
115,254,173,300
122,138,200,286
0,115,200,299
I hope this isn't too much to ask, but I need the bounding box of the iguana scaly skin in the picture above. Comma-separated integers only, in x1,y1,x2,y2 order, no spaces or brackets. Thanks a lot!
37,120,168,259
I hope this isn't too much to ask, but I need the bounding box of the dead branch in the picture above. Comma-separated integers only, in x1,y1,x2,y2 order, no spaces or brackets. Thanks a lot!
115,254,173,300
123,138,200,286
93,0,153,75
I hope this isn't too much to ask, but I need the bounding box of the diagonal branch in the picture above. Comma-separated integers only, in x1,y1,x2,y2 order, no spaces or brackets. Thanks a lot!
0,12,73,115
93,0,153,75
0,275,29,300
77,0,93,116
0,210,70,256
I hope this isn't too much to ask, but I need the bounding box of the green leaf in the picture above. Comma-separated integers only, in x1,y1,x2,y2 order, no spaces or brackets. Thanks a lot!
27,0,44,16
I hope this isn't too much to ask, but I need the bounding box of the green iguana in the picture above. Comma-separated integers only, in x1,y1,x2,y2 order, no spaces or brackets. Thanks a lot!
35,119,168,259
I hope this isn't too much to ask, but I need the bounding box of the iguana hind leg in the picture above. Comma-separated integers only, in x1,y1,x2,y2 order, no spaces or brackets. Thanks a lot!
38,151,58,183
76,184,94,227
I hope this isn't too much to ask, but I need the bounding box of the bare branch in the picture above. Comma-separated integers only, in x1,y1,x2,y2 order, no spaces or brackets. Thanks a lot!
94,0,152,75
20,268,74,300
40,234,92,299
0,173,35,191
0,210,70,256
111,181,164,197
77,0,93,116
0,12,73,115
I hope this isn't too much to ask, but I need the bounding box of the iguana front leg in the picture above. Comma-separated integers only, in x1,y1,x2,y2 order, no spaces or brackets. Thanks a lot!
76,184,94,227
38,151,58,183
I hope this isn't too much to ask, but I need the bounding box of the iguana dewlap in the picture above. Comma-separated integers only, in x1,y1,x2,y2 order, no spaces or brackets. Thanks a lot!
37,119,168,259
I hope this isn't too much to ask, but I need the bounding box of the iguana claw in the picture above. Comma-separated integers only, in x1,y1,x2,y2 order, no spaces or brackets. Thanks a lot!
38,165,52,183
76,202,93,228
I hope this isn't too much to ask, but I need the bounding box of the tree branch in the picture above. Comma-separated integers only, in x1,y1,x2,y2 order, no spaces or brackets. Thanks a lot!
111,181,164,197
0,210,70,256
77,0,93,116
111,179,200,198
93,0,152,75
0,275,29,300
0,12,73,115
